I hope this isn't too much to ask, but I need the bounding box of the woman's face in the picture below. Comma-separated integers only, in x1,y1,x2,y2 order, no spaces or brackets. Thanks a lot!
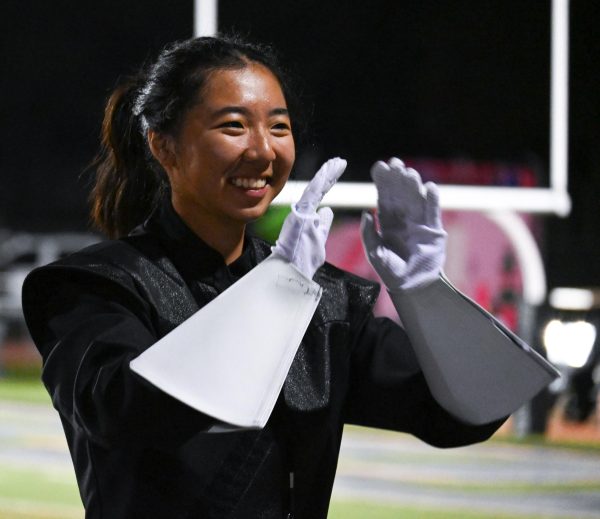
157,63,295,229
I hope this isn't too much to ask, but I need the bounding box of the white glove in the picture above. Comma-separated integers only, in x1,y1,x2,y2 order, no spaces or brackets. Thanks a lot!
360,158,446,291
272,157,347,279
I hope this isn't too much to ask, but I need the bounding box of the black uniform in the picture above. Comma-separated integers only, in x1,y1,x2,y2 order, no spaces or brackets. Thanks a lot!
22,199,504,519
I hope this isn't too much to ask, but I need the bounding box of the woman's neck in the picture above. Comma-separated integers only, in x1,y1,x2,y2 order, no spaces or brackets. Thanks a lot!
172,199,245,265
201,224,245,265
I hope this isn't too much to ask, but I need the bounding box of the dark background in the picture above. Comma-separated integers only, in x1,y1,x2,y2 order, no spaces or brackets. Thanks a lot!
1,1,598,288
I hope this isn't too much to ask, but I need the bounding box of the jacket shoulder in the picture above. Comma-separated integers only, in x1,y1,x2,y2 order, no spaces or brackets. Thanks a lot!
24,238,146,295
26,230,181,284
21,239,147,347
22,239,148,315
22,234,196,347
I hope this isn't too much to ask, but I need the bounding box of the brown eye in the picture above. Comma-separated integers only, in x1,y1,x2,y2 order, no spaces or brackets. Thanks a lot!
220,121,244,129
271,122,291,133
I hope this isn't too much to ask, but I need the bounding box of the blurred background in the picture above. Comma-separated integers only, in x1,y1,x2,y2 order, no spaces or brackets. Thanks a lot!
1,1,599,518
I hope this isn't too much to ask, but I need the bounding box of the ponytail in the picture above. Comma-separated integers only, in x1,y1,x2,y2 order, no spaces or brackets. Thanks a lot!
89,76,167,239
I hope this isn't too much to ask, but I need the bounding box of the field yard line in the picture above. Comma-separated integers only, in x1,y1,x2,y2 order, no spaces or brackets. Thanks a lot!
336,459,600,491
331,487,599,519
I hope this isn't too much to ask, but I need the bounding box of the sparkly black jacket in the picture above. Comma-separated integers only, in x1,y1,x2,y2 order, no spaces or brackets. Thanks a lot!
22,200,503,519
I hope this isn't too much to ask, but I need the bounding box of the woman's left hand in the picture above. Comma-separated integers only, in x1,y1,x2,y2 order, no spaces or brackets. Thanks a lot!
360,158,447,292
272,157,347,279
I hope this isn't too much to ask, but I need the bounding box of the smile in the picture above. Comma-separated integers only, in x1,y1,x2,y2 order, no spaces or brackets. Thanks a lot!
229,177,269,189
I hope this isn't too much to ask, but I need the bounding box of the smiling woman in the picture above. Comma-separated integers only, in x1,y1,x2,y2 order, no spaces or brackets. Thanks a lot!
20,35,525,519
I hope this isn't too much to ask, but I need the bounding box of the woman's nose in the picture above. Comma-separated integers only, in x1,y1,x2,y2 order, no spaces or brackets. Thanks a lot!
243,128,276,163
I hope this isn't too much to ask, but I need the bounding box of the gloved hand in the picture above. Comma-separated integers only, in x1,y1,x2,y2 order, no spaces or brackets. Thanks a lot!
272,157,347,279
360,158,447,291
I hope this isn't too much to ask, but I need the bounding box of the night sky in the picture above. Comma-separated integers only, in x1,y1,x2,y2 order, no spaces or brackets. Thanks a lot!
1,1,599,288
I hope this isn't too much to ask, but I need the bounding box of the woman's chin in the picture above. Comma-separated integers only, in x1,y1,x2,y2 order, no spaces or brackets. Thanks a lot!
230,202,272,225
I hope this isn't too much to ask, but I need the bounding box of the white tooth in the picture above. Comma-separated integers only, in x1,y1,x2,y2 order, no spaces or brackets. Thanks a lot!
231,177,267,189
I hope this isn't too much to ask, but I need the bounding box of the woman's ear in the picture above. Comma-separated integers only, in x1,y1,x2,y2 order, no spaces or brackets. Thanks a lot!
148,130,178,175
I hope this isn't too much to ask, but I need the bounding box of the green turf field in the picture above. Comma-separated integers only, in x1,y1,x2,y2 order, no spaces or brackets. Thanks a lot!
0,464,82,518
0,462,572,519
0,377,50,405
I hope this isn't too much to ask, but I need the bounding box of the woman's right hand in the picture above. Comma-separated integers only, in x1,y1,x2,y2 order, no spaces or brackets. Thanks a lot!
271,157,347,279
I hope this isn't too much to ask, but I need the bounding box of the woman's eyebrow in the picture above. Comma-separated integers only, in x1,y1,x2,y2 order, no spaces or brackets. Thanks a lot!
211,106,289,117
270,107,289,116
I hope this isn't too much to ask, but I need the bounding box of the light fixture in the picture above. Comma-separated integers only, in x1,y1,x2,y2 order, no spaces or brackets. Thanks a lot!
549,287,594,311
543,319,596,368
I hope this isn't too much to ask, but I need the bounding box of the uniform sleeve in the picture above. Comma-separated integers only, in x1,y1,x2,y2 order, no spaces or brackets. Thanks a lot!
22,267,215,449
343,314,506,448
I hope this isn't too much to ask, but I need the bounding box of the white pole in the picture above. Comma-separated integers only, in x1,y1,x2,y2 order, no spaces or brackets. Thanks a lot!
194,0,218,37
485,211,547,306
550,0,570,195
273,182,570,215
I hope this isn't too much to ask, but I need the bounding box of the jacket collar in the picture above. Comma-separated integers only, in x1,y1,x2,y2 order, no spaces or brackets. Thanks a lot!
141,196,269,282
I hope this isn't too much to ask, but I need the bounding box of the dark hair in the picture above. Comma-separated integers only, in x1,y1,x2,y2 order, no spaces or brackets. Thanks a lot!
90,35,298,238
